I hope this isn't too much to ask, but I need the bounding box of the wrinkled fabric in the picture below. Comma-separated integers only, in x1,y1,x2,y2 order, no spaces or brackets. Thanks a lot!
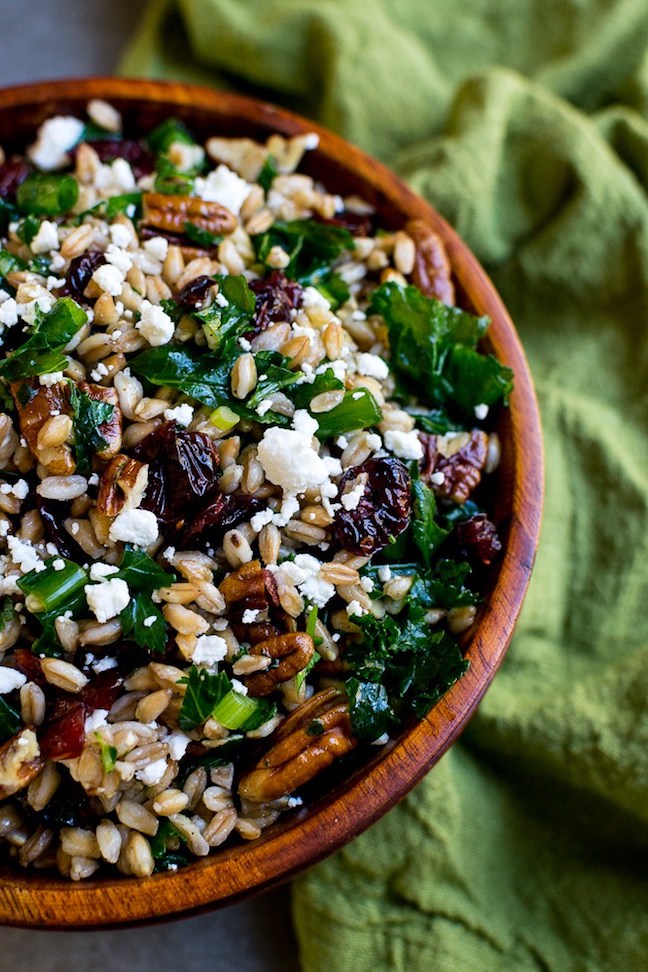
121,3,648,969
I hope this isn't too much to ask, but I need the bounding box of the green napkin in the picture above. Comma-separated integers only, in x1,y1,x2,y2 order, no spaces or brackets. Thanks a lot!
121,3,648,969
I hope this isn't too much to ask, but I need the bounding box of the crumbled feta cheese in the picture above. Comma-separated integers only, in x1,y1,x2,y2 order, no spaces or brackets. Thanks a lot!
255,398,274,417
383,429,423,460
30,220,60,255
142,616,157,628
241,608,260,624
109,508,159,546
7,536,43,574
92,263,125,297
89,562,119,582
50,253,66,271
17,290,56,326
136,758,168,786
195,165,252,215
238,336,252,351
257,410,330,495
90,362,109,381
0,297,18,329
163,403,194,426
163,546,176,561
0,479,28,500
231,678,248,696
96,157,136,194
340,480,366,511
52,558,66,572
360,576,374,593
215,291,229,308
355,352,389,380
109,223,132,249
377,565,392,583
92,656,118,674
430,471,446,486
192,634,228,667
346,599,366,617
84,577,130,623
303,133,320,150
371,732,390,746
336,435,349,450
46,275,66,291
166,731,191,761
143,236,169,262
474,403,489,421
104,243,133,274
250,508,274,533
84,709,109,734
269,553,335,608
136,299,175,346
38,371,65,387
301,286,331,312
29,115,84,170
0,668,26,694
131,250,163,275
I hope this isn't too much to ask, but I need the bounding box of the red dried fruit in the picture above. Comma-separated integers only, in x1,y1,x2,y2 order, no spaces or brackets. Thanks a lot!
456,514,502,566
14,648,46,688
80,669,123,712
60,249,106,302
39,701,86,761
36,496,86,562
176,274,213,310
332,457,411,556
80,138,154,180
0,159,30,200
249,270,303,333
315,210,373,237
134,421,220,524
174,492,264,549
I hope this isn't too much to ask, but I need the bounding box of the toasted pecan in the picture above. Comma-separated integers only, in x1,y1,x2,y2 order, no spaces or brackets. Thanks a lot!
0,728,43,800
244,632,315,697
142,192,237,238
405,219,455,306
96,453,148,516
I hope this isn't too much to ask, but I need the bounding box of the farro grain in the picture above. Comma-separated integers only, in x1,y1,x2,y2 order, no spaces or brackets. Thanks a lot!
447,604,477,634
231,352,257,400
78,618,122,647
236,818,262,840
27,762,61,812
152,788,190,816
284,519,327,545
115,800,159,836
125,831,155,878
162,603,210,636
19,825,53,866
60,827,101,859
223,528,253,568
168,813,210,857
20,682,46,726
70,856,100,881
258,523,281,565
40,658,88,693
182,767,208,810
96,818,122,864
202,807,237,847
135,688,172,724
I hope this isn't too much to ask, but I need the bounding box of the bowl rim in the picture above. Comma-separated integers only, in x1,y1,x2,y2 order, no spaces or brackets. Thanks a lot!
0,76,543,929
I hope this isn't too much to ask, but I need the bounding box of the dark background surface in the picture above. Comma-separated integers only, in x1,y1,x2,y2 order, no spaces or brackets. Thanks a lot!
0,0,300,968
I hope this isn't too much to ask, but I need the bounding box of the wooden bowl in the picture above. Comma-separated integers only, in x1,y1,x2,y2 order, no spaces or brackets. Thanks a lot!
0,78,543,928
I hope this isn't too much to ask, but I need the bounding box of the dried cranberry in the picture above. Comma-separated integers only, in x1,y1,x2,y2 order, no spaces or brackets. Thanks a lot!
421,430,488,505
176,274,213,310
80,669,123,711
134,422,220,524
249,271,303,333
332,457,411,556
14,648,46,688
60,249,106,302
174,492,264,549
138,225,189,248
456,514,502,566
80,138,155,180
0,159,30,200
314,210,374,237
39,701,86,760
36,496,87,562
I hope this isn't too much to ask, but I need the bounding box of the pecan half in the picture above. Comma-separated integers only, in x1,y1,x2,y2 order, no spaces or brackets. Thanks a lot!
405,219,455,306
96,453,148,516
142,192,237,238
244,632,315,697
422,429,488,504
0,727,43,799
77,381,122,459
11,379,74,475
220,560,274,607
238,688,357,802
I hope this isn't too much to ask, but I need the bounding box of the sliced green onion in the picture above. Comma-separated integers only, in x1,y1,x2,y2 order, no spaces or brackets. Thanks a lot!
305,605,318,639
147,118,196,154
95,734,117,773
18,559,88,614
16,174,79,216
208,405,240,431
211,689,265,731
314,388,382,439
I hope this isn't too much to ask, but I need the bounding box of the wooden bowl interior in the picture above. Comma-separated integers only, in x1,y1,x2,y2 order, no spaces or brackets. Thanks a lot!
0,79,542,928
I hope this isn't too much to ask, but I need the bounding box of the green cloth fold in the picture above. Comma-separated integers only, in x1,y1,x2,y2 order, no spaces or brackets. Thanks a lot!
120,4,648,969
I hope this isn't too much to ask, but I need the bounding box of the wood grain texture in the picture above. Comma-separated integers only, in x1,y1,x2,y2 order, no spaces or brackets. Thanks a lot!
0,78,544,928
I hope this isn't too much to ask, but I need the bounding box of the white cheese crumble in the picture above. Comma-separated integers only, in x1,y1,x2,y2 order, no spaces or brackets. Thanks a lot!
355,352,389,380
104,243,133,274
30,220,60,255
301,286,331,312
84,709,109,734
255,398,274,417
166,731,191,761
92,263,125,297
269,554,335,608
38,371,65,387
241,608,260,624
192,634,228,666
377,565,392,583
0,668,27,694
142,616,157,628
92,656,118,674
0,479,28,500
17,290,56,326
89,562,119,582
346,599,367,617
143,236,169,262
257,410,330,495
84,577,130,623
474,403,489,420
164,403,194,426
136,758,168,786
340,480,366,511
194,164,252,215
108,508,159,547
109,223,132,249
136,300,175,346
28,115,84,170
231,678,248,696
430,471,446,486
7,536,44,574
383,429,423,460
0,297,18,329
